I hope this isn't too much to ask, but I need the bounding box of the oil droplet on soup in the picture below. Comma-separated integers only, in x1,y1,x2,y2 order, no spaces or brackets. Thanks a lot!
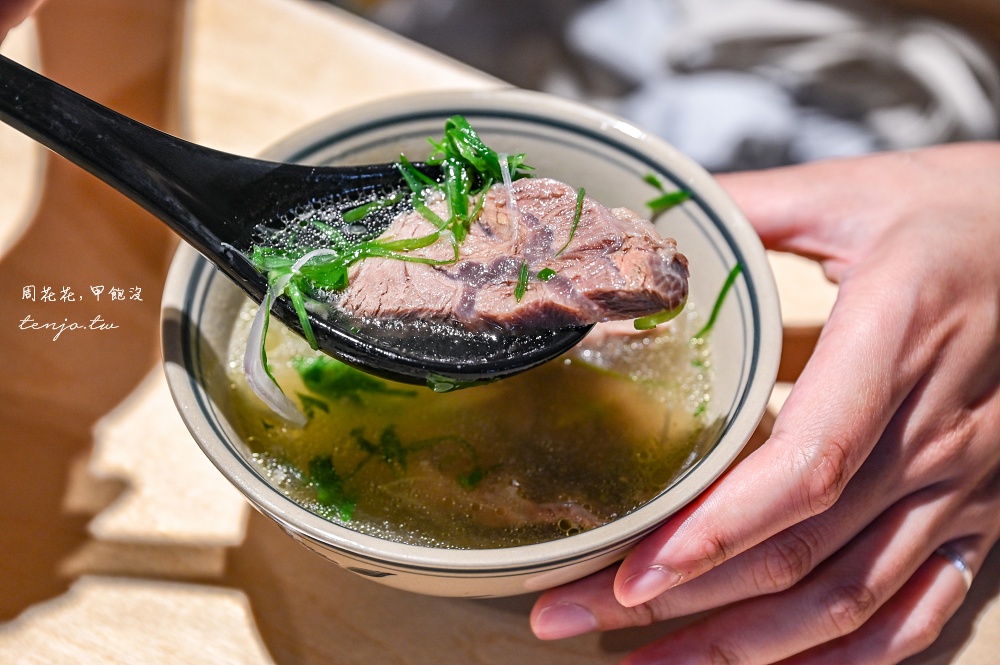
226,303,716,549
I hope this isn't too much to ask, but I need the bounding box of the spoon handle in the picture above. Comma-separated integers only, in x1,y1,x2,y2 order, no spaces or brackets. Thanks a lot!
0,54,273,252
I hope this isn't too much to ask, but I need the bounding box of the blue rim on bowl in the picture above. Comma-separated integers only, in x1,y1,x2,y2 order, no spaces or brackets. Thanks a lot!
161,88,781,596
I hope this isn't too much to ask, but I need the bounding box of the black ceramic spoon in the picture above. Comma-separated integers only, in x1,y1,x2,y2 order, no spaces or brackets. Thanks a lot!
0,54,590,386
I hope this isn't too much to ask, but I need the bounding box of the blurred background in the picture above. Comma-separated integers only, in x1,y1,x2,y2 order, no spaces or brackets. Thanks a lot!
321,0,1000,172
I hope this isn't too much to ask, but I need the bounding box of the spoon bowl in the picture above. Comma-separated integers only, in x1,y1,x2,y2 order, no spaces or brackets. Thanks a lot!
0,55,589,384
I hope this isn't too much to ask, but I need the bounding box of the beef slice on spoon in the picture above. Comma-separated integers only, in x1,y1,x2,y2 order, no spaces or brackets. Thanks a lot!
337,177,689,331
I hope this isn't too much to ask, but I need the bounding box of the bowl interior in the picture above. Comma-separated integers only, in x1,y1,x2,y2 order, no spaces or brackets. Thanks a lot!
162,89,781,577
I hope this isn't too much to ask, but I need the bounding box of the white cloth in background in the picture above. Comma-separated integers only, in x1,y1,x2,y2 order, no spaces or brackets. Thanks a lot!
564,0,1000,170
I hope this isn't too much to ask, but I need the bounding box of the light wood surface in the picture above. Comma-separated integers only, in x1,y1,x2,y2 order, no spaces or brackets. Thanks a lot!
0,1,997,663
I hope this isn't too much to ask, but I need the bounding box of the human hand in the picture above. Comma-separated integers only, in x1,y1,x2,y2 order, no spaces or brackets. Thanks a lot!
0,0,43,41
530,142,1000,664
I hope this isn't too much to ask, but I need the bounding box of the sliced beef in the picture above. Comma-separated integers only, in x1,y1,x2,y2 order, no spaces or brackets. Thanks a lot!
337,177,689,330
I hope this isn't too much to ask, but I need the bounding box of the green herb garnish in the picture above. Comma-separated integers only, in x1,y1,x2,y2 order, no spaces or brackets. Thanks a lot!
647,189,691,216
693,263,743,340
302,425,485,522
297,393,330,419
633,295,688,331
425,115,532,243
644,172,691,218
396,154,437,194
537,267,557,281
554,187,585,257
258,289,280,385
351,426,408,472
249,232,458,350
248,116,530,355
308,456,355,520
342,190,406,224
643,173,665,189
294,355,417,403
514,260,529,302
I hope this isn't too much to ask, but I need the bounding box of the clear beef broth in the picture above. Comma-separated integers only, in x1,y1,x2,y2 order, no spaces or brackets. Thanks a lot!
226,300,715,549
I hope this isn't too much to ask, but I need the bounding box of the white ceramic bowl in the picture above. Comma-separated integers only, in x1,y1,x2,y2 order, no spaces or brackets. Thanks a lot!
161,89,781,597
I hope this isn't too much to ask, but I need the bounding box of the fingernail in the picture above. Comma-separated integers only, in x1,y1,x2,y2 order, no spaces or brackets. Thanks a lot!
533,602,599,640
620,565,682,607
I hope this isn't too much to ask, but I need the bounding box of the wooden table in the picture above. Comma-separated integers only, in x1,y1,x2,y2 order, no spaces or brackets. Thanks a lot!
1,0,997,662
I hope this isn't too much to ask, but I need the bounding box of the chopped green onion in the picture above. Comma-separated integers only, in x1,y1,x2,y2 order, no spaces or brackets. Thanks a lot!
248,230,460,357
283,278,316,349
537,267,557,281
647,189,691,216
469,176,492,224
412,196,448,230
295,355,417,403
308,456,355,520
643,171,691,217
396,155,438,193
244,116,536,418
693,263,743,339
342,190,405,224
633,294,688,331
515,260,529,302
307,218,339,237
439,115,530,183
346,425,486,494
443,158,472,241
555,187,585,257
297,393,330,418
375,232,440,253
643,173,665,190
364,426,407,470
